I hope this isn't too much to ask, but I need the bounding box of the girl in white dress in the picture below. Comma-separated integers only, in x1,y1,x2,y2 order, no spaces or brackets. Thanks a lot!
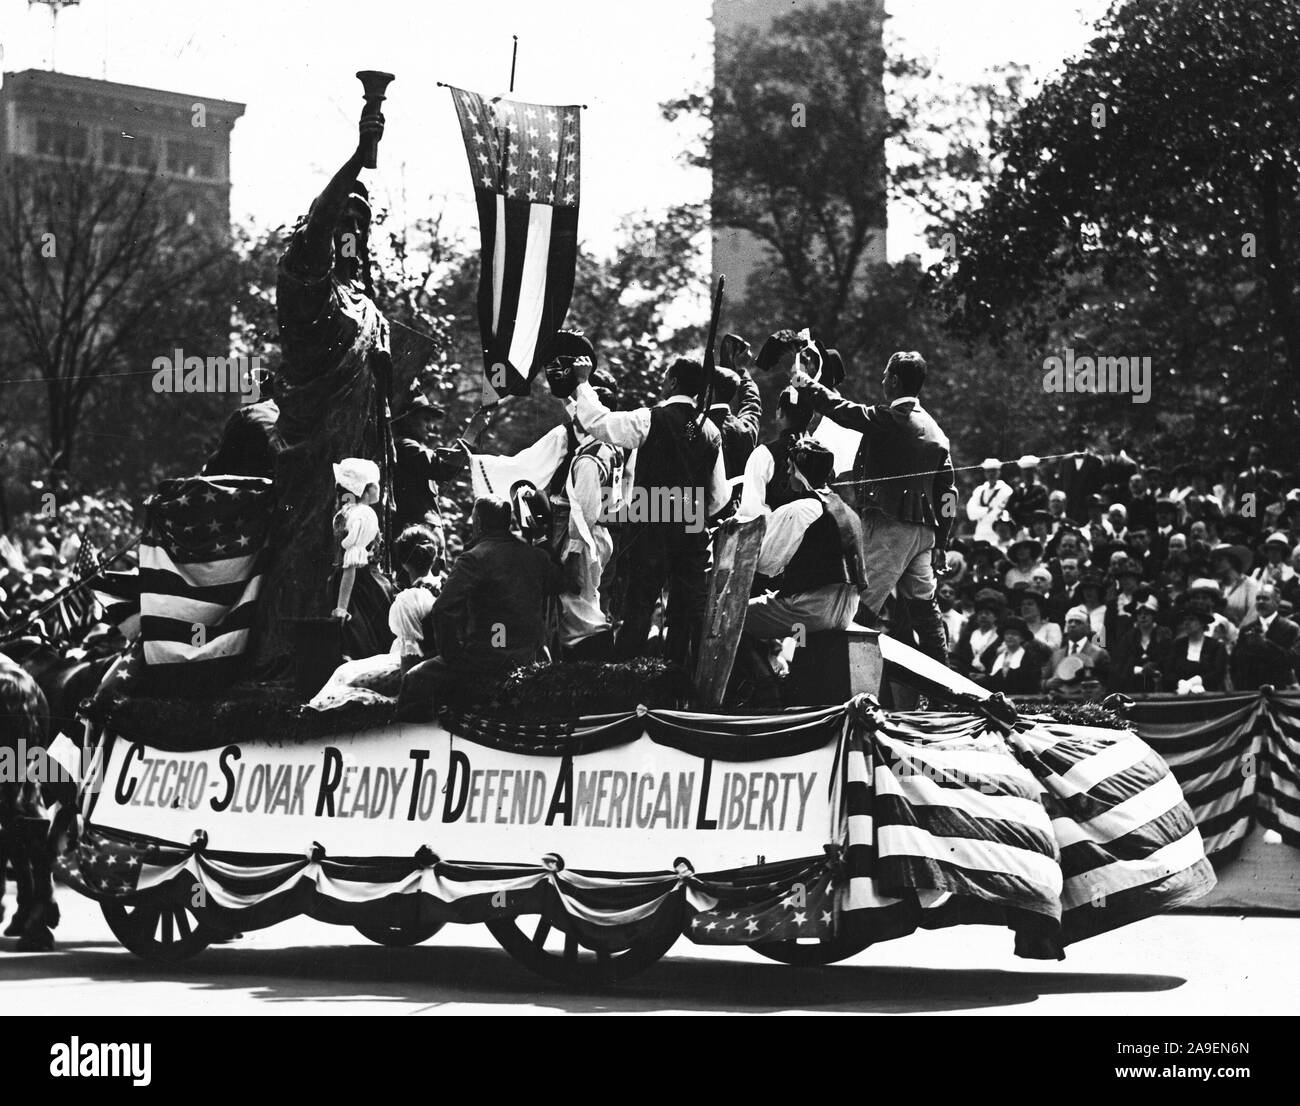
332,458,381,620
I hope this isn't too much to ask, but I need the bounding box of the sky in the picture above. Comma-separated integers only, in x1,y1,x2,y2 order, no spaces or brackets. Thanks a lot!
0,0,1112,261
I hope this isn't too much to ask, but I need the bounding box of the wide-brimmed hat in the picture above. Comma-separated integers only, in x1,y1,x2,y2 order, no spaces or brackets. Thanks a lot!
1210,543,1252,573
1114,558,1144,580
1187,577,1222,597
980,457,1002,471
1263,531,1292,549
1176,605,1213,628
1132,587,1160,612
973,588,1007,613
1001,615,1031,638
1016,590,1046,613
1008,537,1043,561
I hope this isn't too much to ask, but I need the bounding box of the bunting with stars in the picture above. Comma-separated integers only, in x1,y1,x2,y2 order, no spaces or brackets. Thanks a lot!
449,86,581,398
689,867,836,944
137,475,273,689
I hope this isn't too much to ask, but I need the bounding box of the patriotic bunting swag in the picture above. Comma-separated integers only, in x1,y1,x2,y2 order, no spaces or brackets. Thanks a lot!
63,696,1215,960
449,86,581,397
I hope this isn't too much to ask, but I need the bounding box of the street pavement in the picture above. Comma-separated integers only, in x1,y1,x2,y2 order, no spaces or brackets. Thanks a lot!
1,891,1296,1015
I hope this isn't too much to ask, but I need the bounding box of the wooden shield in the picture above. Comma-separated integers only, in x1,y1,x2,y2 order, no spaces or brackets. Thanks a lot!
694,515,767,707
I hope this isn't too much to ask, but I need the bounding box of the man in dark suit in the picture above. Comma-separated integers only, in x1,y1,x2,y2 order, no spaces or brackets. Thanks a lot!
1231,623,1299,691
1059,441,1105,522
1007,455,1049,530
575,355,728,667
398,495,566,717
793,349,956,662
1236,445,1283,534
1250,584,1300,651
1123,472,1159,532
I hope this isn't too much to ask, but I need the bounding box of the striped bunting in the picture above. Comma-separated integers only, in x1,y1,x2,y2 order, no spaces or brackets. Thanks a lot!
840,705,1214,955
1007,719,1216,943
450,86,580,398
138,476,273,685
1123,694,1267,856
1259,694,1300,843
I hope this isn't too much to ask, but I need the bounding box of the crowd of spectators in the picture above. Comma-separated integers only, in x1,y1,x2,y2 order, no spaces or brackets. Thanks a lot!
938,443,1300,697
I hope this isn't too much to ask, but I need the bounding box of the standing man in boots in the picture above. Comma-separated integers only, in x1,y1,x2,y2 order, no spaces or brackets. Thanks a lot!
573,356,728,670
792,350,955,664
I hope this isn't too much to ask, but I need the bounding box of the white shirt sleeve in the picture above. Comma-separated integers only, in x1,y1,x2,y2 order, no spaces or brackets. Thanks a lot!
705,439,729,519
757,499,823,577
575,382,652,449
739,445,775,519
565,454,605,557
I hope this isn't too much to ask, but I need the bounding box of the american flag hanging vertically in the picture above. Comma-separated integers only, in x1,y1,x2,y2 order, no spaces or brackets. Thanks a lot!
449,86,581,397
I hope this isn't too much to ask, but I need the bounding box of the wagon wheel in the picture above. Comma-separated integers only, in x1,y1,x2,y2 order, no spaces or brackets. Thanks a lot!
750,932,872,967
486,912,681,986
354,920,446,947
100,899,217,964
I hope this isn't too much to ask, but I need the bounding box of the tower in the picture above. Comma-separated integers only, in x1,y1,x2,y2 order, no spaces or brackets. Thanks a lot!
710,0,887,308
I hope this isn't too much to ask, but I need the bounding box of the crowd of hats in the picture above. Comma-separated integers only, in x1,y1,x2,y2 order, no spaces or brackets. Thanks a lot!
938,448,1300,656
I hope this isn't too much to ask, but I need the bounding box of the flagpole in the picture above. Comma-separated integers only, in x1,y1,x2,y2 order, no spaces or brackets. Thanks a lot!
509,35,518,94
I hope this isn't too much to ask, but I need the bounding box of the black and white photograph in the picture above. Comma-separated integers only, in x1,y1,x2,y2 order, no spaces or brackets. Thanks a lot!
0,0,1294,1053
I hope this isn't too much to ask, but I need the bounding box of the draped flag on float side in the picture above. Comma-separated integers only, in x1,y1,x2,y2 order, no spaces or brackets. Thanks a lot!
448,86,581,398
137,475,274,685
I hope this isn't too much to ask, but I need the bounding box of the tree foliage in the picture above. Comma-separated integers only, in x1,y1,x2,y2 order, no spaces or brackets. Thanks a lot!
942,0,1300,461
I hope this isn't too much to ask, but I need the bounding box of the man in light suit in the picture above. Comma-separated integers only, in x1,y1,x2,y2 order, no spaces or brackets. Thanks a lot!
791,350,956,663
1045,605,1111,695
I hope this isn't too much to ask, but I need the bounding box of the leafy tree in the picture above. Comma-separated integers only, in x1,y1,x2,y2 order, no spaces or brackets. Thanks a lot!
942,0,1300,464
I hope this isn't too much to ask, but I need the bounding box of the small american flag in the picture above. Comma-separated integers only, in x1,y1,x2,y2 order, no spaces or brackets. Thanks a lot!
51,531,104,641
449,86,581,398
56,827,150,897
138,475,273,683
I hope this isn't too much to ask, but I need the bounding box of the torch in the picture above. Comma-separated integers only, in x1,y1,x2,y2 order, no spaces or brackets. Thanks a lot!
355,70,395,169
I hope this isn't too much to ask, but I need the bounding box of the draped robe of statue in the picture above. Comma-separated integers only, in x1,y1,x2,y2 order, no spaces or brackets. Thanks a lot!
251,227,396,670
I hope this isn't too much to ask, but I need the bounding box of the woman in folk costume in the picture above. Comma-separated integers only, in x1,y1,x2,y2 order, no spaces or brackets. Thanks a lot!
332,458,383,636
966,458,1012,545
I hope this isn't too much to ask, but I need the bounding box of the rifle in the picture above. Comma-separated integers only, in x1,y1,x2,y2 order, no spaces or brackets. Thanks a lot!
697,274,726,426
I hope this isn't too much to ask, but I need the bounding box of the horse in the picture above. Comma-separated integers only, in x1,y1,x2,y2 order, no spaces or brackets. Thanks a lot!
0,652,59,950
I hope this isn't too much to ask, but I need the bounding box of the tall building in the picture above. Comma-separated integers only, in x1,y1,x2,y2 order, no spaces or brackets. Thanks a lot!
0,69,244,233
710,0,887,300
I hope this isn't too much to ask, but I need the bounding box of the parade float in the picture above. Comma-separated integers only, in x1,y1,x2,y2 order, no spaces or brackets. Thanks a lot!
19,71,1217,984
55,626,1218,985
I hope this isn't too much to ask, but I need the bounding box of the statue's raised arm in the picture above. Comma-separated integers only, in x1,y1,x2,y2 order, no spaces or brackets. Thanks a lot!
253,76,399,675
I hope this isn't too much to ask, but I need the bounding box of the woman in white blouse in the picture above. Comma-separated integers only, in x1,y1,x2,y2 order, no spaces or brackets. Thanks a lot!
1017,590,1062,652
